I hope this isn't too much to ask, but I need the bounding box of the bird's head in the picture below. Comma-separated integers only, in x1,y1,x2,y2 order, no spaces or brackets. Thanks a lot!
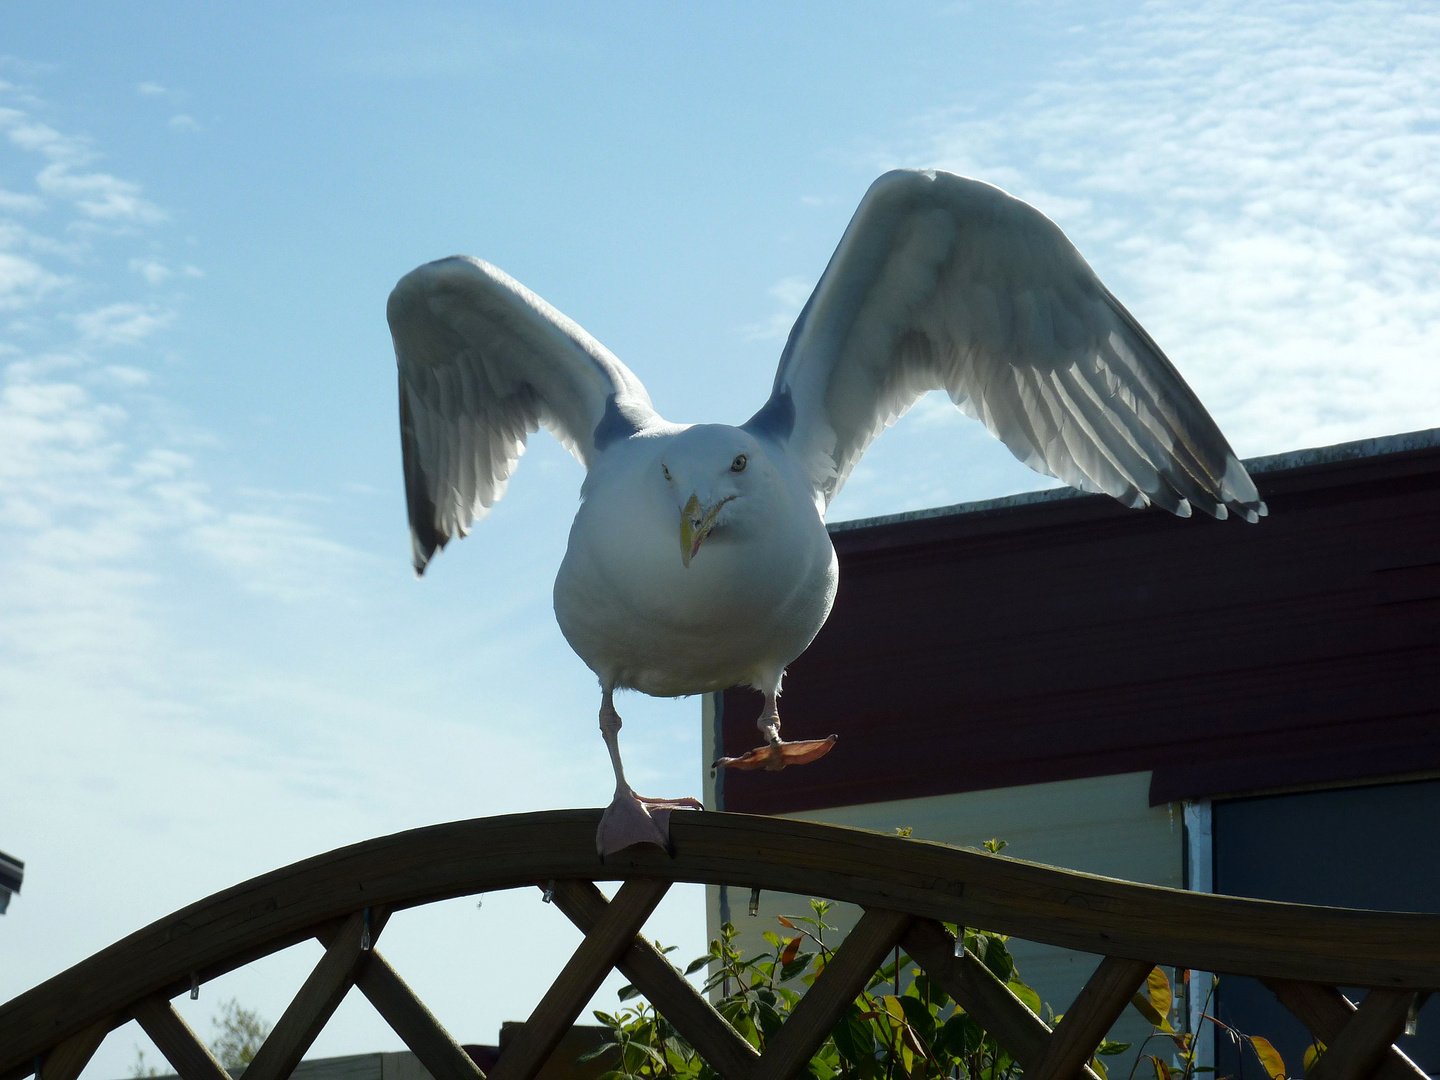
660,425,770,568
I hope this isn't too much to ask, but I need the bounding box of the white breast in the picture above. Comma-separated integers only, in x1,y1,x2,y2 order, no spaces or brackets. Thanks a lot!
553,437,838,698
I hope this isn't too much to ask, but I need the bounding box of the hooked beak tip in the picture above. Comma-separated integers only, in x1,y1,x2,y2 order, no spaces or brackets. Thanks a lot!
680,495,707,568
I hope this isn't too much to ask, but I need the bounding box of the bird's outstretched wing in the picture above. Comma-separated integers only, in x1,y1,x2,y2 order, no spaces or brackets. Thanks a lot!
746,170,1265,521
390,256,658,573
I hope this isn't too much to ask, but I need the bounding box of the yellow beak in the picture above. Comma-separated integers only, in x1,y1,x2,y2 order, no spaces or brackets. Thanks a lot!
680,494,731,568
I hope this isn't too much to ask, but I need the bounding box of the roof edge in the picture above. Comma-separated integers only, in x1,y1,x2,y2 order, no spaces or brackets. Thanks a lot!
828,425,1440,535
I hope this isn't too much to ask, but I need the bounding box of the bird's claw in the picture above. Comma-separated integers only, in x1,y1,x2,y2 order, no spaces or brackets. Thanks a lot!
597,789,701,856
714,734,837,772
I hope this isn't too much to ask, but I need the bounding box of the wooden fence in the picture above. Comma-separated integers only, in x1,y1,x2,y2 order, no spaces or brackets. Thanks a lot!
2,810,1435,1080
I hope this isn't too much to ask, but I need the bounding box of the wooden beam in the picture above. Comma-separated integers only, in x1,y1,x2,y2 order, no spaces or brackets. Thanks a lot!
9,811,1440,1080
753,907,912,1080
351,949,488,1080
1027,956,1152,1080
1265,981,1427,1080
488,878,671,1080
133,997,232,1080
902,920,1102,1080
37,1018,112,1080
241,909,371,1080
1306,990,1418,1080
549,879,759,1080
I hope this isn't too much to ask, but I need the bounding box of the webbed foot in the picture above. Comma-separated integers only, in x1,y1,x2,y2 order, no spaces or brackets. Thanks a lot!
714,734,836,772
596,787,702,856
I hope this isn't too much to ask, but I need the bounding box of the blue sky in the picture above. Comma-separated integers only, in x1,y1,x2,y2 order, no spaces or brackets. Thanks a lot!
3,1,1439,1072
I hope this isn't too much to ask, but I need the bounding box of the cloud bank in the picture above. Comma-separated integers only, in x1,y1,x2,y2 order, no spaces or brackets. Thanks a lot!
908,0,1440,456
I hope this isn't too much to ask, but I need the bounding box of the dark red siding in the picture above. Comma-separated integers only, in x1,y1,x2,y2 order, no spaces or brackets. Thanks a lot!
717,433,1440,814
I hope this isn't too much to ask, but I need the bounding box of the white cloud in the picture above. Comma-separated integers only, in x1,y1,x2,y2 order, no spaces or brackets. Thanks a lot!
76,301,175,345
0,251,67,309
169,113,201,132
741,275,812,341
36,161,165,223
137,81,168,96
0,188,43,212
908,0,1440,456
129,256,173,284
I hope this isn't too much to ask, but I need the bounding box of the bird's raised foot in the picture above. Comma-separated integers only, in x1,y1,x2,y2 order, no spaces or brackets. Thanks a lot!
597,788,702,857
714,734,837,772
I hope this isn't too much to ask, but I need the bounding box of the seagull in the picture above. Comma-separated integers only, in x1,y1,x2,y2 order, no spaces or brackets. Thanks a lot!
388,169,1265,855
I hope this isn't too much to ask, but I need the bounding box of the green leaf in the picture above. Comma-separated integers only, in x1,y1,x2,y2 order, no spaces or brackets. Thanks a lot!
1095,1041,1132,1056
684,957,710,976
833,1017,877,1070
1008,977,1041,1015
898,995,937,1043
1250,1035,1287,1080
780,954,813,983
980,936,1015,983
937,1014,983,1059
617,984,641,1002
576,1044,618,1064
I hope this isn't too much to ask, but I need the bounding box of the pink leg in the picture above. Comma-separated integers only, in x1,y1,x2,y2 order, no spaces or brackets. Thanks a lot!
595,688,701,856
713,691,836,772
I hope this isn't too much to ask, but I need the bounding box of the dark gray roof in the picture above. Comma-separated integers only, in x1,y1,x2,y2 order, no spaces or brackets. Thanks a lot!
828,426,1440,535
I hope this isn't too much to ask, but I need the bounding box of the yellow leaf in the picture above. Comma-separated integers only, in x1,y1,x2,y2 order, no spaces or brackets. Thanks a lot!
1303,1042,1326,1075
1132,967,1175,1029
777,916,797,929
1150,1055,1173,1080
1146,967,1173,1020
1251,1035,1287,1080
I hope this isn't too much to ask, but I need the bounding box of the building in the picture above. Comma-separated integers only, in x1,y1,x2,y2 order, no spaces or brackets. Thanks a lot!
703,427,1440,1077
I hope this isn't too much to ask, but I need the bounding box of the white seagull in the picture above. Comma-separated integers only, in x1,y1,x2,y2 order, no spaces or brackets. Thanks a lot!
389,170,1265,855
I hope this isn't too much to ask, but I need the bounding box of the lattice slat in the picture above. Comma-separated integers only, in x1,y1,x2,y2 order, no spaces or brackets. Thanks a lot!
37,1017,112,1080
133,997,232,1080
902,920,1102,1080
1305,989,1419,1080
350,948,488,1080
549,879,760,1080
753,907,912,1080
1264,980,1427,1080
488,878,671,1080
1026,956,1152,1080
242,909,374,1080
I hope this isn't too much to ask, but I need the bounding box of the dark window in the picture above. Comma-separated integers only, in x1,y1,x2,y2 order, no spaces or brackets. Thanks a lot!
1213,779,1440,1079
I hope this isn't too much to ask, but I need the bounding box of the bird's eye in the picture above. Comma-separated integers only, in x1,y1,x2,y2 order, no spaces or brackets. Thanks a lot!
662,464,672,481
731,454,747,473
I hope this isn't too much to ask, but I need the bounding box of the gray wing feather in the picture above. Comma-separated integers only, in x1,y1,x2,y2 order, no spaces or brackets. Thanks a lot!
390,256,657,573
753,170,1265,521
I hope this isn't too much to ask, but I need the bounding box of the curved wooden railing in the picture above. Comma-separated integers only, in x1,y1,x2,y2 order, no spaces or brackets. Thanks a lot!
4,811,1437,1080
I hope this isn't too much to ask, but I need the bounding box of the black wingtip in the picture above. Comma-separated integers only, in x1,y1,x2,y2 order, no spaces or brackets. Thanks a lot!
399,373,449,575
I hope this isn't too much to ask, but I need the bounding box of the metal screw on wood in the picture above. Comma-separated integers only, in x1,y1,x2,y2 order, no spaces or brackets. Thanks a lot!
189,973,199,1000
748,887,761,916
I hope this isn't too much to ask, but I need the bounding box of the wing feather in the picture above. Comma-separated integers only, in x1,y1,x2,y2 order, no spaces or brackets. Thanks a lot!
749,170,1266,522
390,256,658,573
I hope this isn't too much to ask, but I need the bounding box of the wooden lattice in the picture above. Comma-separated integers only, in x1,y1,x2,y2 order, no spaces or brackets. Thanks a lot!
2,811,1436,1080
